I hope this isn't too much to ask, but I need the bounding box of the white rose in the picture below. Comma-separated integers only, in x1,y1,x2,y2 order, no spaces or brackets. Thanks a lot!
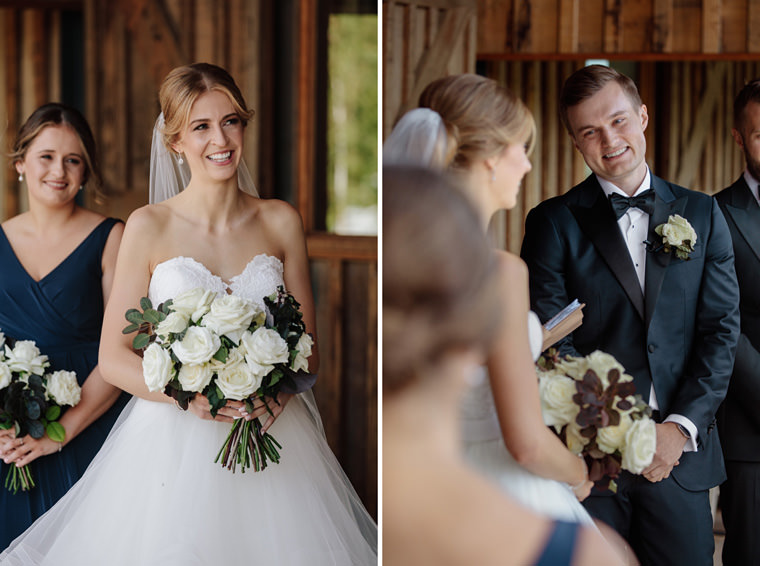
215,349,259,400
177,363,214,393
5,341,49,375
564,420,588,455
658,214,697,249
46,370,82,406
142,342,175,392
171,326,221,365
596,412,633,454
240,328,289,366
170,288,217,323
291,333,313,372
553,356,588,381
621,418,657,474
201,295,261,344
0,362,11,389
538,371,578,430
156,312,189,338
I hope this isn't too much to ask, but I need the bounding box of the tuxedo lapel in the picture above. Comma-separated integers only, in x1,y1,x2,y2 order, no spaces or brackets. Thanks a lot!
644,178,687,327
723,179,760,264
568,179,645,320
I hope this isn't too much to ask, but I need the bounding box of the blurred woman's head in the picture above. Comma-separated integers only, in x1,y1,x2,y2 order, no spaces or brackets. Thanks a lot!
383,165,502,392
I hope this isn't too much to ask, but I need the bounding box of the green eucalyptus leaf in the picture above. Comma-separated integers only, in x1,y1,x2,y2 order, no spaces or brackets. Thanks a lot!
139,297,153,311
143,309,162,325
45,405,61,421
132,333,151,350
125,309,144,324
122,323,140,335
27,420,44,439
45,421,66,443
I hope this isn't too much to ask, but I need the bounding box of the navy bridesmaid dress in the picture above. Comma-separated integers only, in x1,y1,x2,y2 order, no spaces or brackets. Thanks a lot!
0,217,130,549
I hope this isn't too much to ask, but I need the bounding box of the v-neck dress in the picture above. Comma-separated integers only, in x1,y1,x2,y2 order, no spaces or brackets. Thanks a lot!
0,217,130,549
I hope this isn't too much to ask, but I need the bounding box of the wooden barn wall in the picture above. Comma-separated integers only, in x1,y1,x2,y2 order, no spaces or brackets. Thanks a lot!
1,0,376,517
382,0,478,136
477,0,760,56
484,59,760,254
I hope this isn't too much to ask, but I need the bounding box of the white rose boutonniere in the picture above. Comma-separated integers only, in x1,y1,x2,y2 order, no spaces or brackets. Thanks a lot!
654,214,697,260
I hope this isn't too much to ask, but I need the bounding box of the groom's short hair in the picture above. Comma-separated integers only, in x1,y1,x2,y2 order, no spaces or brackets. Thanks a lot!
733,78,760,130
559,64,642,136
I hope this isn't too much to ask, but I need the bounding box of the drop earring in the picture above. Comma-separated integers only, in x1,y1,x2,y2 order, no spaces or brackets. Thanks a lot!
79,185,84,191
177,153,184,165
490,170,495,182
18,173,23,182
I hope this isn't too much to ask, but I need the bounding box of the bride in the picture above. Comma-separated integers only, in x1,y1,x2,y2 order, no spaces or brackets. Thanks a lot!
385,74,595,524
1,62,377,564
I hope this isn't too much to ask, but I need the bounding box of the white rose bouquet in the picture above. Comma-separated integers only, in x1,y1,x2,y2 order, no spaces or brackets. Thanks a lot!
123,286,316,473
0,335,81,493
537,349,656,492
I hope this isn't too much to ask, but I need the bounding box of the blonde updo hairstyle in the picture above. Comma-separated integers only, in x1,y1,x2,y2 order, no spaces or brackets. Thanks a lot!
418,74,535,173
158,62,254,154
383,165,502,392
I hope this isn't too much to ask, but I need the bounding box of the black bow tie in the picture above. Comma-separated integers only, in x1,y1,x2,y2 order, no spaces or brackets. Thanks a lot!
609,189,655,219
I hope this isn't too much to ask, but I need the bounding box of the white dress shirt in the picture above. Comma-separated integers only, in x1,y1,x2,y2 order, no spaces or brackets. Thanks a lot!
743,170,760,206
597,171,698,452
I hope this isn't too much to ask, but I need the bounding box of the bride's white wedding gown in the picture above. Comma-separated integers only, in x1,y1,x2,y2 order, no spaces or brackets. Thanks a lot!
460,311,594,525
1,254,377,565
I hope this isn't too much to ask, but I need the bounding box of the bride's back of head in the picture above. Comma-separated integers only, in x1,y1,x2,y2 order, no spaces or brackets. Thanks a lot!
383,165,501,392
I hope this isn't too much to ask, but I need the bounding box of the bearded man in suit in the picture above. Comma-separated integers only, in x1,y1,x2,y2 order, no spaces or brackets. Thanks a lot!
521,64,740,565
715,78,760,566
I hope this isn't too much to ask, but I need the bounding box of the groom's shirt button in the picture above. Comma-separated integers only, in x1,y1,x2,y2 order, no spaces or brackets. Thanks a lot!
648,344,656,353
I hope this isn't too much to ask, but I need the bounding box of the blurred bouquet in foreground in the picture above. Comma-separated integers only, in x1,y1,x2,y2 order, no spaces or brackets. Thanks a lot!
537,349,656,492
0,333,80,493
124,286,316,473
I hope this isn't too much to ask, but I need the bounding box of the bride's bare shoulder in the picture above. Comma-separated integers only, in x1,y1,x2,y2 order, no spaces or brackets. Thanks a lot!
493,249,528,281
122,202,172,242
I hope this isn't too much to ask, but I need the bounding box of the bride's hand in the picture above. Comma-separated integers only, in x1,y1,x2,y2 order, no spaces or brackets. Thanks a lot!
239,393,294,432
184,394,246,423
571,478,593,502
0,433,60,466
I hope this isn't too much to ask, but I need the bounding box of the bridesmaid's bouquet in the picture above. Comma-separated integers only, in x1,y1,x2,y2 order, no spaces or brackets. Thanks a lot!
123,286,316,473
0,332,81,493
537,349,656,492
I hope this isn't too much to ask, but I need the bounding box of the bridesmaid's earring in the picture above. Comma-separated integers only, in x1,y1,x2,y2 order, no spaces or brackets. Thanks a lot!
79,185,84,191
177,153,184,165
18,173,23,182
490,170,495,183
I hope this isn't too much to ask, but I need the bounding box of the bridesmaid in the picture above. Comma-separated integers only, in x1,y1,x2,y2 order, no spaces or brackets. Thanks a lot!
0,103,129,548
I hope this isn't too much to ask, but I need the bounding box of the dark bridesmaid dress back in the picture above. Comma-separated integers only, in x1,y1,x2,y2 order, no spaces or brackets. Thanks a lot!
0,217,130,549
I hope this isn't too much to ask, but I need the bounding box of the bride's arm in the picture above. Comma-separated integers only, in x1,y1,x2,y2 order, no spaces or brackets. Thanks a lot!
99,207,173,402
243,201,319,431
488,251,590,495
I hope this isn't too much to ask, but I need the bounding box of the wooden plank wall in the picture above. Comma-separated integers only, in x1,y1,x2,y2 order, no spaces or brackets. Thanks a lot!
477,0,760,56
483,59,760,254
382,0,478,136
1,0,377,517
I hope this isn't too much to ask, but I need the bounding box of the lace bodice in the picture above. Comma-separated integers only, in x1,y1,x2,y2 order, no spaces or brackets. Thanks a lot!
460,311,544,443
148,254,285,309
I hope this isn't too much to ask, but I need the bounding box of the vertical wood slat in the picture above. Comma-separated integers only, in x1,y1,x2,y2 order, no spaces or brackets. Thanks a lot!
1,8,19,221
748,0,760,53
653,0,674,53
603,0,622,53
558,0,578,52
702,0,722,53
297,0,317,232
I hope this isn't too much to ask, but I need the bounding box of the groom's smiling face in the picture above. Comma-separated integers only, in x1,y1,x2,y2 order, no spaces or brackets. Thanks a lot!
567,81,649,195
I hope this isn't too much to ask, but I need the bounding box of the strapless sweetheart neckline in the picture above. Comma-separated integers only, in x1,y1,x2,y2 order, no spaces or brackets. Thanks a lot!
153,253,282,288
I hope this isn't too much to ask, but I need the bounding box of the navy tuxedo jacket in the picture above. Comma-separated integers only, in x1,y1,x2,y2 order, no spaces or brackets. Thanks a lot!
521,173,740,491
715,177,760,462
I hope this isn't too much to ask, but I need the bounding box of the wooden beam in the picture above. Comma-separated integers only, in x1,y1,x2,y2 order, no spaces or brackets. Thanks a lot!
307,233,377,261
748,0,760,53
297,0,317,232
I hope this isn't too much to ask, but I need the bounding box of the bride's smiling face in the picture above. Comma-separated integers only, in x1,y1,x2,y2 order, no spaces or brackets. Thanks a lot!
173,90,244,184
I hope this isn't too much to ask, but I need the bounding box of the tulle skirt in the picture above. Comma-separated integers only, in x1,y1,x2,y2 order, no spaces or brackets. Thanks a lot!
463,437,594,525
1,395,377,565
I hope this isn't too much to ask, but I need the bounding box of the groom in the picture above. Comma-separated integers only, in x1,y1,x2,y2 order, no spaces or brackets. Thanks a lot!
521,64,740,565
